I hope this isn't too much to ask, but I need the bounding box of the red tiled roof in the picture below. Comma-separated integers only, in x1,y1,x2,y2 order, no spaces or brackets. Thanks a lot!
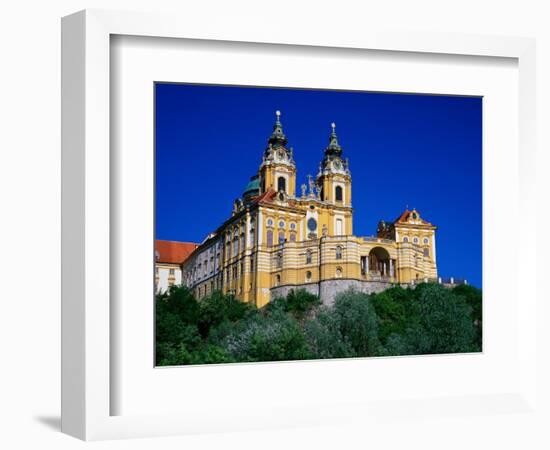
155,240,198,264
394,209,433,226
395,209,412,223
251,188,277,204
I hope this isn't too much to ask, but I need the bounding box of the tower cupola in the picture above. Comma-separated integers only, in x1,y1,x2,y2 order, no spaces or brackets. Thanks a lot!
316,122,352,208
325,122,343,157
267,110,288,148
258,111,297,196
318,122,350,176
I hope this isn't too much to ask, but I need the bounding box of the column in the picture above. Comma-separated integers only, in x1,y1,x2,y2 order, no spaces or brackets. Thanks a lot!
389,259,394,277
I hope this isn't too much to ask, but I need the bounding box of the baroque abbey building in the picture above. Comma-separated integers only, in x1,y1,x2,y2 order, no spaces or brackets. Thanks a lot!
170,112,438,306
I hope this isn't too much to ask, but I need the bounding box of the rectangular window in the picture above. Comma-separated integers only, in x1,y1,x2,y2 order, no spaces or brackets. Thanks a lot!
336,219,343,236
276,252,283,268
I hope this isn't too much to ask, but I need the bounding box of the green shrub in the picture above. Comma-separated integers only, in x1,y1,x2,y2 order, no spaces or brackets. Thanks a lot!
452,284,482,348
332,290,381,357
304,309,356,359
221,309,311,362
266,289,320,320
198,290,255,338
370,287,410,343
156,285,200,326
386,284,478,355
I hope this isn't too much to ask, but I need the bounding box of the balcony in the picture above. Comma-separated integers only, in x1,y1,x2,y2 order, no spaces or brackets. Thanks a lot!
362,236,395,245
361,271,395,283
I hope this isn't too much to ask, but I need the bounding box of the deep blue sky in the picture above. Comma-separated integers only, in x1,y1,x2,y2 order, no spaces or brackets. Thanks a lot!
155,83,482,288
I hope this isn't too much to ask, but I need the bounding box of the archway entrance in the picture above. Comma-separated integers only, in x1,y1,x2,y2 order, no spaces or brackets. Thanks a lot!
367,247,394,278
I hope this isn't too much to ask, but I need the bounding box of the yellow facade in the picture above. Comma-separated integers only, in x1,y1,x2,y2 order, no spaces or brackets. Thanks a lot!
181,113,438,307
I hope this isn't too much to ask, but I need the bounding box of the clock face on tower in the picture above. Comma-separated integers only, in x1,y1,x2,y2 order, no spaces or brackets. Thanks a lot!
307,218,317,232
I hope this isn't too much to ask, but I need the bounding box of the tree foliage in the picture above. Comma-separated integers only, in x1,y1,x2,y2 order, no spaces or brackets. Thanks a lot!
221,309,311,362
155,283,482,366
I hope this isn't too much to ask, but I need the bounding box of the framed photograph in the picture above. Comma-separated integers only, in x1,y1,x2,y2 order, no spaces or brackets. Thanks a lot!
62,9,537,441
153,83,482,367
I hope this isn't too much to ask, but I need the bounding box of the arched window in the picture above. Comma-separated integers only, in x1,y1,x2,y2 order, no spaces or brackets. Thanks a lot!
335,185,343,202
403,236,409,243
413,237,419,244
306,249,312,264
275,274,281,286
335,245,343,260
266,229,273,247
277,176,286,193
278,231,285,244
289,233,296,242
423,248,430,257
335,267,343,278
423,238,429,244
306,271,312,282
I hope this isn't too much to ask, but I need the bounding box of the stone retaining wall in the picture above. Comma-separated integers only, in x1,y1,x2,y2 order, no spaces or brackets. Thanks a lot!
270,278,394,306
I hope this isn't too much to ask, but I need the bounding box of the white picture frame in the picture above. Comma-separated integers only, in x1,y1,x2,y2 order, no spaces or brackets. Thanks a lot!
61,9,537,441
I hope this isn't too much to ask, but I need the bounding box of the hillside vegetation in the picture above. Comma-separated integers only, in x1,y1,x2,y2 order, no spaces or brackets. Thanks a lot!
156,283,482,366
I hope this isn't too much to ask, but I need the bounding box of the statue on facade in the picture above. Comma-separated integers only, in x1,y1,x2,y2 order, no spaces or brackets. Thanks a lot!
307,174,315,197
315,184,322,199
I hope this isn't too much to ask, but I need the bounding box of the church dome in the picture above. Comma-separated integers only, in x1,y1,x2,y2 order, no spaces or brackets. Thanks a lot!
243,175,260,199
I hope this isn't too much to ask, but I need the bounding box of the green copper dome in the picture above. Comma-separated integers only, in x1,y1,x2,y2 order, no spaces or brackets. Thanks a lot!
243,175,260,199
